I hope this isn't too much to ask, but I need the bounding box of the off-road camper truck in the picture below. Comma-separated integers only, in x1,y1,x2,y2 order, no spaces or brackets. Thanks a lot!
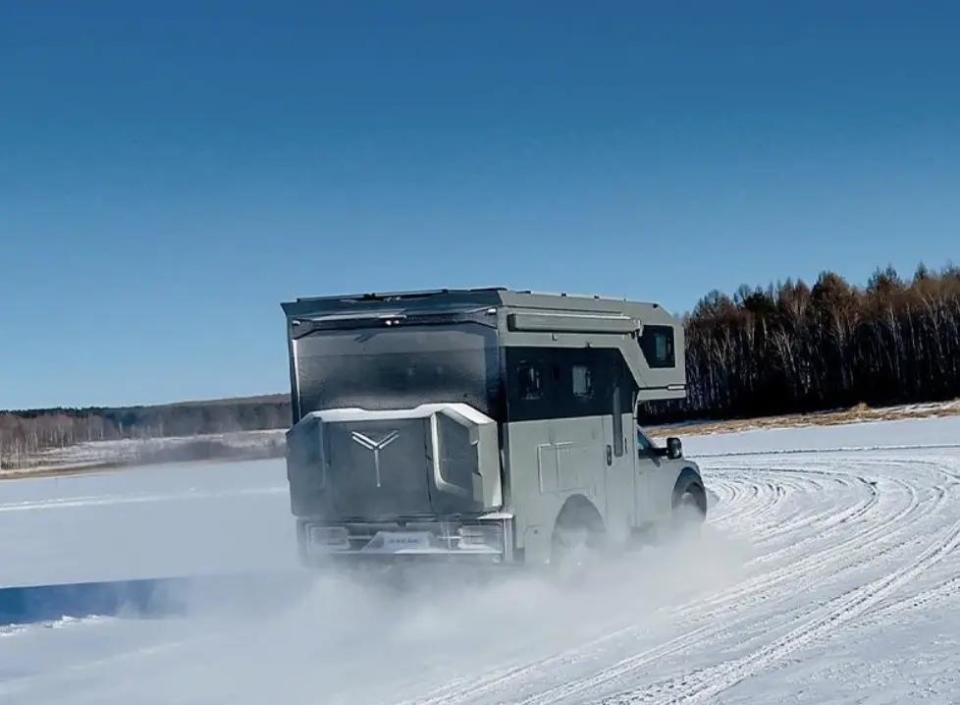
282,288,706,567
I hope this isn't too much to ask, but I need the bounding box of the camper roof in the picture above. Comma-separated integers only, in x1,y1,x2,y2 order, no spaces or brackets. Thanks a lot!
282,287,674,324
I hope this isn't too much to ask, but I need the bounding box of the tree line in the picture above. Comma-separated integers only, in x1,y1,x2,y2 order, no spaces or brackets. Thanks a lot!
0,396,291,468
643,263,960,421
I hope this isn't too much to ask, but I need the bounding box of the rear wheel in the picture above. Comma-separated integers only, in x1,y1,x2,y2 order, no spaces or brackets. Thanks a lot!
550,497,605,579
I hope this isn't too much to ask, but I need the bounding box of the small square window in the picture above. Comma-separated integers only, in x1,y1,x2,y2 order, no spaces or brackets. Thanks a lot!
572,365,593,398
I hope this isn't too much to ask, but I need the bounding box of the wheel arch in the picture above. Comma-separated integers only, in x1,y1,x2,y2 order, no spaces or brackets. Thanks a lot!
672,466,707,514
553,493,605,534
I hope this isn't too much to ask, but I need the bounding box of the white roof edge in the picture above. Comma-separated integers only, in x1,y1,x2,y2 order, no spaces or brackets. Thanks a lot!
302,403,494,425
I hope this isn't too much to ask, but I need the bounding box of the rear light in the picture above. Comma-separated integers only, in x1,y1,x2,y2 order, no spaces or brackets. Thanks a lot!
308,525,350,549
458,524,503,550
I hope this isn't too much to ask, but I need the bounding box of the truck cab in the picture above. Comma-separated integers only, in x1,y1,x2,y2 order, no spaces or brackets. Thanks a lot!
282,288,705,566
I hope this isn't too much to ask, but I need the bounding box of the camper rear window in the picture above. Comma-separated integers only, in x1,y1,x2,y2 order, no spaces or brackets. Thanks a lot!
293,324,500,420
639,325,676,368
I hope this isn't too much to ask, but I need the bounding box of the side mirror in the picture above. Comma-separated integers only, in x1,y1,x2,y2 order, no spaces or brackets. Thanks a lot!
666,437,683,460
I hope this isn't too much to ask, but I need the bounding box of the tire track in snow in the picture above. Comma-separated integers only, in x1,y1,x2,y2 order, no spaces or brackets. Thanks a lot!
711,468,873,549
503,479,923,705
406,463,918,705
571,460,957,705
693,443,960,459
867,574,960,621
419,455,951,705
606,514,960,705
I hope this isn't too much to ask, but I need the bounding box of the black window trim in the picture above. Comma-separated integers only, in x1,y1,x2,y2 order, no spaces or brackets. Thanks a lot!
612,384,624,457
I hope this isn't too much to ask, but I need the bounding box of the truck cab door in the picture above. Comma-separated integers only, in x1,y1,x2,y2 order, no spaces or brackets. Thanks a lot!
634,427,659,523
634,425,675,525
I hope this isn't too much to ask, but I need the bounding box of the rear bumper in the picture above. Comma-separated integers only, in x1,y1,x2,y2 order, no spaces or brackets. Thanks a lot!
297,515,515,564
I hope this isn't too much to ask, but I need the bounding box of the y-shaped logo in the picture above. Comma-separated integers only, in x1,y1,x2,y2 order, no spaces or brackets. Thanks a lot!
350,430,400,488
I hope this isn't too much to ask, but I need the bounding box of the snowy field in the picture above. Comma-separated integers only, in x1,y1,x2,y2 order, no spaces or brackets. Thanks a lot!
2,417,960,704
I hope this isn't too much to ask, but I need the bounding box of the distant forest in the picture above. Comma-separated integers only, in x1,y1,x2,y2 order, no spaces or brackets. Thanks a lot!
4,263,960,467
0,395,291,468
643,263,960,422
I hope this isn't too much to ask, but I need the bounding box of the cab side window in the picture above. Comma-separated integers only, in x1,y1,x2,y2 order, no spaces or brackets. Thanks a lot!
636,428,654,453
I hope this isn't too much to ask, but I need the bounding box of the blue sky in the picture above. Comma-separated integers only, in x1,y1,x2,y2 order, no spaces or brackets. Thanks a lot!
2,1,958,409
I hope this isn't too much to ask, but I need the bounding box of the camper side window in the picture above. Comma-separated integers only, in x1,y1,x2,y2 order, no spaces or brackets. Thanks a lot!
517,364,543,400
572,365,593,398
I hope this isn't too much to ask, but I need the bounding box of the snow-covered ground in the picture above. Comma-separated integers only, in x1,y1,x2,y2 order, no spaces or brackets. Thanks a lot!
2,417,960,704
0,459,295,586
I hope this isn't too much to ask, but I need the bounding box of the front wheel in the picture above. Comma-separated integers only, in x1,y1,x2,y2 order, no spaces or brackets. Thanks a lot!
671,482,707,536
